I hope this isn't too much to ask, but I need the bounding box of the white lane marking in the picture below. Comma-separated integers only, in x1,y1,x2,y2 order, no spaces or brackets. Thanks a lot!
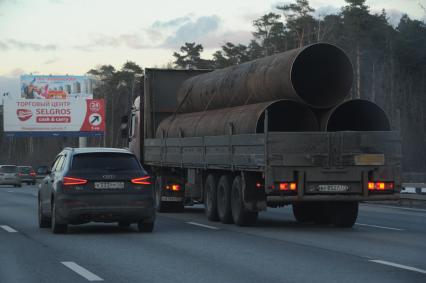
356,223,404,231
186,222,219,230
361,204,426,213
0,225,18,233
61,262,103,281
370,260,426,274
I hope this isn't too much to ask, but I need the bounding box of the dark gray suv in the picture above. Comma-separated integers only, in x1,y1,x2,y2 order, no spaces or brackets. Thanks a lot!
38,147,155,234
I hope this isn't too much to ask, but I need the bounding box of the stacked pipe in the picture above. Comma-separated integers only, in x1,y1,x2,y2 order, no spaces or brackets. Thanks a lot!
157,43,390,138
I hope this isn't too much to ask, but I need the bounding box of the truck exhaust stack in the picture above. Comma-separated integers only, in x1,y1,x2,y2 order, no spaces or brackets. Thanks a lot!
177,43,353,112
156,100,318,138
324,99,391,131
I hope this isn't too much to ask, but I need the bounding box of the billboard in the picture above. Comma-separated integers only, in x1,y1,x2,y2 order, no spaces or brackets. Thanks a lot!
20,75,93,99
3,99,105,136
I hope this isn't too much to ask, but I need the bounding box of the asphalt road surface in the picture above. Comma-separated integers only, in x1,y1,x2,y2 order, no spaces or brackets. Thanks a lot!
1,184,425,283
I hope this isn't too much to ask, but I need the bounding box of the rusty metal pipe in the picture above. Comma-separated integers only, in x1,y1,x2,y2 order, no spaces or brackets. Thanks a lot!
177,43,353,112
323,99,391,131
156,100,319,138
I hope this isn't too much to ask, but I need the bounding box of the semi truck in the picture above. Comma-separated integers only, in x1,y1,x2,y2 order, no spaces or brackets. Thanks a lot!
125,43,401,227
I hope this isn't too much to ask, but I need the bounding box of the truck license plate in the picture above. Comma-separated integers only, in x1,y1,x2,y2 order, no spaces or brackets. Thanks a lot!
317,184,349,192
94,182,124,189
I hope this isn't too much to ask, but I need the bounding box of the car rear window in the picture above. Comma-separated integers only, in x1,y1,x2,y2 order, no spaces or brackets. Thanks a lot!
0,166,18,173
19,167,32,173
71,153,142,172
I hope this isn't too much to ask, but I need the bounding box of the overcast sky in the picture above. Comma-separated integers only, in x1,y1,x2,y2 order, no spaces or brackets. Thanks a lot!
0,0,425,88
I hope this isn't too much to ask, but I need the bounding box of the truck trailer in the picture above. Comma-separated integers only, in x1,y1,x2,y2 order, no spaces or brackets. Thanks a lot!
126,43,401,227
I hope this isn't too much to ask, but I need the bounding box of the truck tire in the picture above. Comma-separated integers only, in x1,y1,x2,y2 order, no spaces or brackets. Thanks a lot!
292,202,314,223
231,176,258,226
217,175,233,224
155,176,170,212
330,202,358,228
312,202,331,225
204,174,219,221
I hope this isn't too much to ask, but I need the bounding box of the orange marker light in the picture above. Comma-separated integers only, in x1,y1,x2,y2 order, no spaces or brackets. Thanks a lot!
279,183,289,191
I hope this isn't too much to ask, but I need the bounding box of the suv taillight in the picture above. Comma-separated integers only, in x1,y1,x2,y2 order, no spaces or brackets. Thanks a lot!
63,176,88,186
131,176,151,185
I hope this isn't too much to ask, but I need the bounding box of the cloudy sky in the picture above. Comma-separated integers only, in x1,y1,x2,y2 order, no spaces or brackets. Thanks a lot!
0,0,425,95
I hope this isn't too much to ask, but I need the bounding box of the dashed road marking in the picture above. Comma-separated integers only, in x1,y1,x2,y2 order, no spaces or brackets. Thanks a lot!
0,225,18,233
61,261,103,281
356,223,403,231
186,221,219,230
370,259,426,274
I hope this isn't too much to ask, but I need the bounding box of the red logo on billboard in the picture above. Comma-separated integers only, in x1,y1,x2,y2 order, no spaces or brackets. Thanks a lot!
17,109,33,121
89,101,101,112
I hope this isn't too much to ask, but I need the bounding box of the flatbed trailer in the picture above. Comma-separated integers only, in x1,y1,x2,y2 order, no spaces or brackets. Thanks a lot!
127,68,401,227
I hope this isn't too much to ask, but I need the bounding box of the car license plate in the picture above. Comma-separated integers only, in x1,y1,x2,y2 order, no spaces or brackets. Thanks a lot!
94,182,125,189
317,184,349,192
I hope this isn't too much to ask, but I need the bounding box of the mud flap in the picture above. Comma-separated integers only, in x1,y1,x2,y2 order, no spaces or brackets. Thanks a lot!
241,172,267,212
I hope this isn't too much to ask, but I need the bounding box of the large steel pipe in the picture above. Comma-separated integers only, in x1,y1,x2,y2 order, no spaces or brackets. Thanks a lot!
177,43,353,112
323,99,391,131
156,100,319,138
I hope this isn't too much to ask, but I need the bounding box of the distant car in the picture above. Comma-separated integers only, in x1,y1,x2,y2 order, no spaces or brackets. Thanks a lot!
18,166,36,185
36,165,49,180
38,147,155,234
0,165,21,187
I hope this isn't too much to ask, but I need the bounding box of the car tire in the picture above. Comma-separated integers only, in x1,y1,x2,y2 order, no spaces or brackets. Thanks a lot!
231,176,258,226
138,221,154,232
38,198,51,228
217,175,233,224
51,202,67,234
204,174,219,221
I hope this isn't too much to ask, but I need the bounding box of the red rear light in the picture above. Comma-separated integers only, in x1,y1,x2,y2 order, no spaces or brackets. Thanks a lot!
131,176,151,185
30,172,36,176
368,182,394,191
279,182,297,191
255,182,263,189
63,176,88,186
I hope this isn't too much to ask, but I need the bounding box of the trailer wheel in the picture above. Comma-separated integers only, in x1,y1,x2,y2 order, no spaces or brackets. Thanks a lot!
204,174,219,221
330,202,358,228
155,176,170,212
312,202,331,225
292,203,314,223
217,175,233,224
231,176,258,226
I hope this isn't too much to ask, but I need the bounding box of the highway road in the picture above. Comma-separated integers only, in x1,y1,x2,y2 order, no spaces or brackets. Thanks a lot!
1,184,425,283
